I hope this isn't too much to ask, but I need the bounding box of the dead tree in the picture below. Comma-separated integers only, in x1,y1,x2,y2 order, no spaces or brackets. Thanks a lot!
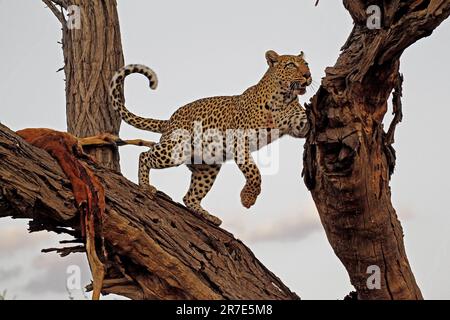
303,0,450,299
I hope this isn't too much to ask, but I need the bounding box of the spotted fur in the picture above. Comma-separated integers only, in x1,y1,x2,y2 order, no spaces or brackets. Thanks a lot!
109,51,312,226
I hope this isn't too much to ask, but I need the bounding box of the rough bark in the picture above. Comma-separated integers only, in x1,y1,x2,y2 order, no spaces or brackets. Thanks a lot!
303,0,450,299
43,0,124,170
0,123,299,300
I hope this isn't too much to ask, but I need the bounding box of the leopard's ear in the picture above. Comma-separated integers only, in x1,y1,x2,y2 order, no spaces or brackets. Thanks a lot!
298,51,305,59
266,50,279,67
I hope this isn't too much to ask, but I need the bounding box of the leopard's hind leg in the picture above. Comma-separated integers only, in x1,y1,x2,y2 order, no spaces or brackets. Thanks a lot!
138,140,186,193
183,164,222,226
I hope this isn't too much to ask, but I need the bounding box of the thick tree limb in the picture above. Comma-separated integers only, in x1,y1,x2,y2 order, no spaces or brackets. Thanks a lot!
303,0,450,299
0,123,299,300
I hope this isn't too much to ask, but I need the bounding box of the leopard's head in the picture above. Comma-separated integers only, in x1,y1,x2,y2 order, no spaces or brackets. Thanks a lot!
265,50,312,95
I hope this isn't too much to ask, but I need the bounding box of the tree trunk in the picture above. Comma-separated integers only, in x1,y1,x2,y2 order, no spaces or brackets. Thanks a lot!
303,0,450,299
0,123,299,300
44,0,124,170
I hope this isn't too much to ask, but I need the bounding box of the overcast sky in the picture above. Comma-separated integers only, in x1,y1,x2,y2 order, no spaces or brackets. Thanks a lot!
0,0,449,299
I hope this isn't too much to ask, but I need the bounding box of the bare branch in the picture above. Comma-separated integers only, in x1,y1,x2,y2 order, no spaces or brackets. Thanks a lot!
51,0,68,9
42,0,66,25
379,1,450,63
42,245,85,257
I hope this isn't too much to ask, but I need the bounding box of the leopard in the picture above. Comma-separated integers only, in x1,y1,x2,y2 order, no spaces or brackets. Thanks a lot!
109,50,312,226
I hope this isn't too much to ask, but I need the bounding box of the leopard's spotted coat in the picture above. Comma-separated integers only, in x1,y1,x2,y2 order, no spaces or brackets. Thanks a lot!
110,50,312,225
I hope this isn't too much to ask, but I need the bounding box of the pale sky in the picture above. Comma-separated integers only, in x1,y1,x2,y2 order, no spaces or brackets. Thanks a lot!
0,0,449,299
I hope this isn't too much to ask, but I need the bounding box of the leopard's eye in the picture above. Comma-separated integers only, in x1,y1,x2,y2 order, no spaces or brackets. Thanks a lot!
304,62,309,66
285,62,296,69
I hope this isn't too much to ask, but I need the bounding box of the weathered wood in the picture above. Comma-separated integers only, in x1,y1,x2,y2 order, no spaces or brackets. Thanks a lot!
44,0,125,170
0,123,299,300
303,0,450,299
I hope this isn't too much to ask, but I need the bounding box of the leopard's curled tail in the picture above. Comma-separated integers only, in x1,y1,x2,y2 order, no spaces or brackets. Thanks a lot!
109,64,167,133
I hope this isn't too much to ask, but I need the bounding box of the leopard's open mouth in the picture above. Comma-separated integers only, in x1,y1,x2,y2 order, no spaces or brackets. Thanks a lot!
297,87,306,94
291,81,307,95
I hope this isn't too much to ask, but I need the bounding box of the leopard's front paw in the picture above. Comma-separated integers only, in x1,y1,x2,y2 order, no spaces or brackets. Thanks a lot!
240,183,261,208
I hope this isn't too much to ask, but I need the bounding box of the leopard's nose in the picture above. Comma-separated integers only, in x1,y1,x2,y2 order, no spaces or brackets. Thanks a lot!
304,72,312,85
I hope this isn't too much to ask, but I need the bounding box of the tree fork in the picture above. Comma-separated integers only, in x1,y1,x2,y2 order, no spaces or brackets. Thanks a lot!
303,0,450,299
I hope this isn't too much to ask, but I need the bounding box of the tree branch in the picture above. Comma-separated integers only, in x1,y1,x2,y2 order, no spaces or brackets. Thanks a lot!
379,0,450,63
0,123,299,300
50,0,68,9
42,0,66,25
329,1,450,85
